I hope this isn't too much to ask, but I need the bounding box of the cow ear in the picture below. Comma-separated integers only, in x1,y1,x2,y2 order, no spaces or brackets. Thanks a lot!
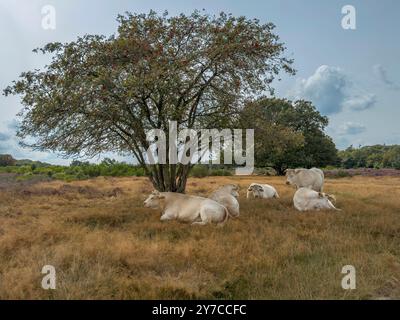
158,193,166,199
152,190,160,196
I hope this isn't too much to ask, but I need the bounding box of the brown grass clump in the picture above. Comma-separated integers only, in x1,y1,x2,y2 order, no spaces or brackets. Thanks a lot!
0,175,399,299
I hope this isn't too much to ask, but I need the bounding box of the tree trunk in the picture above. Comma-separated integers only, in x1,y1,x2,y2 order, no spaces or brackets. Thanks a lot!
146,163,191,193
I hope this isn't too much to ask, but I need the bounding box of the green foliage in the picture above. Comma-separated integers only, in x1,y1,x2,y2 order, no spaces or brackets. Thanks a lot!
329,170,353,179
15,159,51,167
210,168,233,176
239,98,339,174
189,165,232,178
0,159,145,181
15,172,34,181
189,165,209,178
4,10,294,192
339,145,400,169
253,167,278,176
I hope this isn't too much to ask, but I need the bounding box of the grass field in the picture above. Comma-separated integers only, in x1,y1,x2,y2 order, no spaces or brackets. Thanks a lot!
0,174,399,299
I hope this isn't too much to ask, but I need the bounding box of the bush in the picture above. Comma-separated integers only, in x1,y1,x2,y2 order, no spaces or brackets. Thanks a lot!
0,166,16,173
190,165,209,178
253,167,277,176
3,162,233,180
189,165,233,177
15,165,33,174
52,173,78,182
322,165,338,170
209,168,232,176
327,169,353,179
15,172,34,181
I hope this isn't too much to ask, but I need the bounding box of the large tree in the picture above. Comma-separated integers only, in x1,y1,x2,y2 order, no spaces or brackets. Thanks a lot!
239,98,339,174
4,11,294,192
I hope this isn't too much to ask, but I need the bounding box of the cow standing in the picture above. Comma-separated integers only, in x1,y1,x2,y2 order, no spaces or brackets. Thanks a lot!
285,168,324,192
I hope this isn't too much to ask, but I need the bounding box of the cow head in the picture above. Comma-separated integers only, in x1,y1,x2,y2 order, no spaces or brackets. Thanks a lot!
144,190,165,209
285,169,300,187
318,192,336,204
228,184,240,198
218,184,240,198
248,184,264,198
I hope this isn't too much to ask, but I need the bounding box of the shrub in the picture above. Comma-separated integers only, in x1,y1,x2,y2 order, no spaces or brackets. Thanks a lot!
328,169,353,178
15,172,34,181
253,167,277,176
209,168,233,176
189,165,233,177
52,173,77,182
0,158,153,181
190,165,209,178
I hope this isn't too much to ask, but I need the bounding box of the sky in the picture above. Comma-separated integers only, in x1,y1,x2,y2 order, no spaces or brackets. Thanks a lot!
0,0,399,164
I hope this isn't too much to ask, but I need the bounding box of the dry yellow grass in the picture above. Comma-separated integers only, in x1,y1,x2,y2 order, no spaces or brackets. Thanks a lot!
0,175,399,299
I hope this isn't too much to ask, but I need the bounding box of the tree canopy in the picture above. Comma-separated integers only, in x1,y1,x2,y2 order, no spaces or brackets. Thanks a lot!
239,98,339,174
4,10,294,192
339,145,400,169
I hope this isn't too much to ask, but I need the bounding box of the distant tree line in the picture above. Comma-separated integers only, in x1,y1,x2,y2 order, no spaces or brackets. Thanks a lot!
0,154,16,167
2,96,400,176
339,145,400,169
0,157,145,182
2,143,400,182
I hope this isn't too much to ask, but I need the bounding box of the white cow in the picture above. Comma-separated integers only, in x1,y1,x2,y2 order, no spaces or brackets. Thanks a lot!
144,190,230,226
293,187,340,211
246,183,279,199
211,184,239,198
285,168,324,192
210,184,240,217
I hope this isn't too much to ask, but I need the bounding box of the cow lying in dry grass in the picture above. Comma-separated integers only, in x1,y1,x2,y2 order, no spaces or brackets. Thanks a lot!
144,190,230,226
293,187,340,211
246,183,279,199
144,167,340,226
209,184,240,218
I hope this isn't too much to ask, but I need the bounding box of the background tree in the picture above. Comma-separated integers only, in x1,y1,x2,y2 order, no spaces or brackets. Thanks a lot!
0,154,17,167
239,98,339,174
339,145,400,169
4,10,294,192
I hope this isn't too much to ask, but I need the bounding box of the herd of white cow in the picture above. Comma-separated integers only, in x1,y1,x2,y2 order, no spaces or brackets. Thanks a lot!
143,167,340,226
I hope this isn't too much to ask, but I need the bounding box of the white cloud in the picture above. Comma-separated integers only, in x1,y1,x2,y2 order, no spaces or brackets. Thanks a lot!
289,65,346,115
338,122,366,135
343,94,377,111
288,65,377,115
373,64,400,90
0,120,65,163
0,120,135,165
